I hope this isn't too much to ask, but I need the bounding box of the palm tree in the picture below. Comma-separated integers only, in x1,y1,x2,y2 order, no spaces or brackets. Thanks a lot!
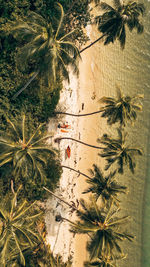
54,137,104,150
49,252,72,267
71,198,133,260
11,3,80,99
98,129,142,174
0,186,42,266
44,187,133,260
13,244,72,267
54,87,143,126
62,165,91,179
82,164,127,204
84,254,126,267
99,87,143,126
43,187,79,214
0,115,55,181
80,0,145,53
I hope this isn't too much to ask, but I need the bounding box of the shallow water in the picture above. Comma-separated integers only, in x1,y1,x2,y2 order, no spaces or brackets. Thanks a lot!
92,1,150,266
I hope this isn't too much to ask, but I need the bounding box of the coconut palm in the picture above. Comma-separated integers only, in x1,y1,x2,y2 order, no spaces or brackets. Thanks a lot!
50,164,126,205
99,87,143,126
0,115,55,181
98,129,142,174
82,164,127,204
71,198,133,260
80,0,145,53
54,87,143,126
44,187,133,260
13,244,72,267
11,3,80,99
49,252,72,267
84,254,126,267
0,186,42,266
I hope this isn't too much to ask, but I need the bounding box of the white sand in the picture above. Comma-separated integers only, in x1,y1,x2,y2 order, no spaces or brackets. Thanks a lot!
45,69,80,262
45,23,107,266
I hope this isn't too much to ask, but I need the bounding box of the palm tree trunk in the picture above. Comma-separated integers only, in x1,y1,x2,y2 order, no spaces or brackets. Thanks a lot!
54,137,104,149
62,165,91,178
43,187,79,212
80,33,106,53
43,187,94,231
55,109,104,117
12,70,39,99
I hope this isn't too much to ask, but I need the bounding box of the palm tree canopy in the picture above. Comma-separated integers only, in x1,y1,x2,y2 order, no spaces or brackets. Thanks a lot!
82,164,127,204
0,186,42,266
48,252,72,267
0,115,55,181
99,87,143,126
84,253,126,266
13,244,72,267
98,129,142,174
95,0,145,48
71,198,133,260
11,3,80,86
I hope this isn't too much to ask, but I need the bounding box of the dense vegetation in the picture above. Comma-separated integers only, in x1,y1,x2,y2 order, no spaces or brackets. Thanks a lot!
0,0,94,265
0,0,145,266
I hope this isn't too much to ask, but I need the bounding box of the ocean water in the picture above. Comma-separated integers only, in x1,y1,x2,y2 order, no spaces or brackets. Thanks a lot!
92,1,150,266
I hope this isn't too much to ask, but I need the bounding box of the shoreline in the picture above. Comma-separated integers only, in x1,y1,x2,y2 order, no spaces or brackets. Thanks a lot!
46,69,81,262
45,16,148,267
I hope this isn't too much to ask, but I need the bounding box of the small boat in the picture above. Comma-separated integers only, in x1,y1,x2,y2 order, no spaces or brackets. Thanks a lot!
58,123,71,129
60,129,68,133
66,146,71,158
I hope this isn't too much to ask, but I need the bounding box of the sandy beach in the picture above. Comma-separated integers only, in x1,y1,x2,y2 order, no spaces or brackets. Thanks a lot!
45,23,109,266
73,26,105,266
45,17,146,267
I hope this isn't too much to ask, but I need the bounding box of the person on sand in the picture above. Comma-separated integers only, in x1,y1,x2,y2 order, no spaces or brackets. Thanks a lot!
91,91,96,100
58,122,71,129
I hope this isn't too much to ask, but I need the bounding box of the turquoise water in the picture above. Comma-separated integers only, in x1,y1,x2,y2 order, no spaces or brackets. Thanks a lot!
95,1,150,266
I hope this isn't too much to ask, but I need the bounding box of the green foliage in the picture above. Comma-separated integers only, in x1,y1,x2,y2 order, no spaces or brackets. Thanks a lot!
33,0,91,45
11,4,80,90
0,156,62,202
99,87,143,126
0,0,91,128
82,164,127,204
0,186,43,266
71,199,133,260
98,129,142,174
14,244,72,266
95,0,145,49
84,254,126,266
0,115,56,182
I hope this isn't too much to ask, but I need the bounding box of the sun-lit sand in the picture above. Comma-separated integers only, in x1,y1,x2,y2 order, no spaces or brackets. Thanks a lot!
45,2,149,266
45,22,109,266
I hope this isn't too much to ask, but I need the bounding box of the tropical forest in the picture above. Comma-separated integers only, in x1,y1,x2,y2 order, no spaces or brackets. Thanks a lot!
0,0,149,267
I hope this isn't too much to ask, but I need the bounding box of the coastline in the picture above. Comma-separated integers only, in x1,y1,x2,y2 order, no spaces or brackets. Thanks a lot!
45,24,106,265
45,11,149,267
